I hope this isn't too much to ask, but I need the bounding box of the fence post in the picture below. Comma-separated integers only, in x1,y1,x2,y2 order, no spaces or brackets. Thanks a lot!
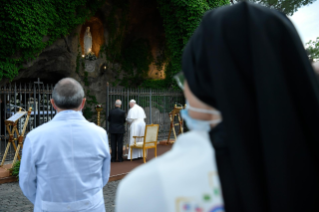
33,83,36,127
14,82,17,115
106,82,109,131
149,88,152,124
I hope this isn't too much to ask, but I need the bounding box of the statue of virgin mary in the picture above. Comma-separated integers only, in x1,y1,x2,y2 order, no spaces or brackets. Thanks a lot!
84,27,92,55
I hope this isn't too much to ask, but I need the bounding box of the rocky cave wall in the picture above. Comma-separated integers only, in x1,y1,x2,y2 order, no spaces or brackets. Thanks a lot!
0,0,167,126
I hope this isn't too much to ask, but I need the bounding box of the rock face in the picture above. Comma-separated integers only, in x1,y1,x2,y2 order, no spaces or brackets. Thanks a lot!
4,0,166,126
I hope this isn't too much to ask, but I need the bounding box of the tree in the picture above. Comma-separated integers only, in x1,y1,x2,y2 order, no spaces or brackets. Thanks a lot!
232,0,317,15
305,37,319,62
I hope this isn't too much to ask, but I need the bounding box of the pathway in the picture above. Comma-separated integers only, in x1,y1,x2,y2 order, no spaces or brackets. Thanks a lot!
0,180,120,212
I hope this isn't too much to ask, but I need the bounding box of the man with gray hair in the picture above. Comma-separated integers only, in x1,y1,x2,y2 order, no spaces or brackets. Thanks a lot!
19,78,110,212
108,99,126,162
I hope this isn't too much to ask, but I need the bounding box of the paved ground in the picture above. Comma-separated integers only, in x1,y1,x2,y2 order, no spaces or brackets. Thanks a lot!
0,180,120,212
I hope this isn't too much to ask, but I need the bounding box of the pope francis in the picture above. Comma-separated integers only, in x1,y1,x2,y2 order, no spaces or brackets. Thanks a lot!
126,99,146,160
19,78,110,212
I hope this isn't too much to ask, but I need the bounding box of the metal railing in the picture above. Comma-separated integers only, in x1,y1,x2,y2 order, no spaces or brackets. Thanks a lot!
0,80,185,161
106,86,185,145
0,79,57,161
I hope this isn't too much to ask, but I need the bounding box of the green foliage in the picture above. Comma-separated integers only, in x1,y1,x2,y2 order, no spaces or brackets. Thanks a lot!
76,45,81,74
83,90,99,120
11,160,20,180
84,52,98,61
83,106,94,120
103,1,129,65
155,0,230,89
233,0,315,15
100,0,229,89
101,1,158,87
86,90,99,105
207,0,230,7
84,72,89,86
0,0,105,81
120,39,154,87
306,37,319,62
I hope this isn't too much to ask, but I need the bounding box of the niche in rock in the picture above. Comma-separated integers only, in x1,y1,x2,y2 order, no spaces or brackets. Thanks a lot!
125,0,166,79
80,17,104,57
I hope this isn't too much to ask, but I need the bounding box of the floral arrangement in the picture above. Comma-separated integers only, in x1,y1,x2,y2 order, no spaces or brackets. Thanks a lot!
84,52,97,61
95,104,102,108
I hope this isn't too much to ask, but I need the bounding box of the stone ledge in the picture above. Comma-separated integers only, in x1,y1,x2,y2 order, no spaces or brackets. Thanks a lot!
0,176,17,184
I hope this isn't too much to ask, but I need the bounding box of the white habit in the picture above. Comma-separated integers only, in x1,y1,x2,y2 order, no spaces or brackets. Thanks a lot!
116,131,224,212
126,104,146,159
19,110,111,212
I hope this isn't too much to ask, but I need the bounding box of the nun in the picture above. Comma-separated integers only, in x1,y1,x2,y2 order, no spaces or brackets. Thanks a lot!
115,2,319,212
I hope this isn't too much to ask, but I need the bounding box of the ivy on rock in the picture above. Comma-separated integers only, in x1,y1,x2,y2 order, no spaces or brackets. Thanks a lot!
103,0,229,89
0,0,229,90
0,0,105,81
147,0,229,89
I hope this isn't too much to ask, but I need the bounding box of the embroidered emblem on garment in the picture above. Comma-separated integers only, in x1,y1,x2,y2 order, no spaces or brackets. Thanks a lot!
195,206,203,212
183,203,191,210
213,188,219,196
209,205,225,212
203,194,211,201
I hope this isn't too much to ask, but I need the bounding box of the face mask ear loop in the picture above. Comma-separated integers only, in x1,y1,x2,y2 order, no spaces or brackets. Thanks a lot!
186,104,221,115
209,119,222,125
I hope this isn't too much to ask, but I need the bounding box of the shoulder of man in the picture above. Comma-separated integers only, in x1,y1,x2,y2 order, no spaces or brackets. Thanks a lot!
86,121,107,134
25,121,55,140
27,118,106,139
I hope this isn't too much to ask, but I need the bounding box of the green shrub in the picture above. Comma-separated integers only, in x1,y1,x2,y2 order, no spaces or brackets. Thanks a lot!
11,160,21,180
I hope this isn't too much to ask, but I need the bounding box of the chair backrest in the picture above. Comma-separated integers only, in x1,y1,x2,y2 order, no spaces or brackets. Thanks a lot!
144,124,159,145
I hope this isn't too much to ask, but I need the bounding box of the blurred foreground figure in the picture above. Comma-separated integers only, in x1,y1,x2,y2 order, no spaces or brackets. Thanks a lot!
116,2,319,212
20,78,110,212
126,99,146,160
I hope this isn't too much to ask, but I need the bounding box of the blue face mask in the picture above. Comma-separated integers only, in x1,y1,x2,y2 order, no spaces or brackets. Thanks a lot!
180,102,222,132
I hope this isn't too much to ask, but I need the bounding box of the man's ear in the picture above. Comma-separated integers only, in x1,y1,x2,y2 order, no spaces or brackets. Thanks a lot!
50,99,57,110
81,98,86,110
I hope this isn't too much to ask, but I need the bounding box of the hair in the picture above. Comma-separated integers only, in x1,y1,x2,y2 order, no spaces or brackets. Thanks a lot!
115,100,122,106
52,78,84,109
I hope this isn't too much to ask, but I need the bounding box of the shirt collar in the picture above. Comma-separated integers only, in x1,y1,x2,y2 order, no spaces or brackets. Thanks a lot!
52,110,86,121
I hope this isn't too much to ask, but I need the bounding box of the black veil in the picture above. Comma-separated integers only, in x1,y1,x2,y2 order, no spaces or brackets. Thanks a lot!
183,2,319,211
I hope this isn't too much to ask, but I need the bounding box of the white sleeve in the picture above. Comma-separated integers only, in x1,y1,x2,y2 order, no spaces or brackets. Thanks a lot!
102,132,111,186
115,161,167,212
126,117,135,123
19,137,37,204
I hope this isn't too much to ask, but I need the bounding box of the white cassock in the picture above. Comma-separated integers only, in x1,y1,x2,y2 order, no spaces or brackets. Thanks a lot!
126,104,146,160
115,131,224,212
19,110,110,212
